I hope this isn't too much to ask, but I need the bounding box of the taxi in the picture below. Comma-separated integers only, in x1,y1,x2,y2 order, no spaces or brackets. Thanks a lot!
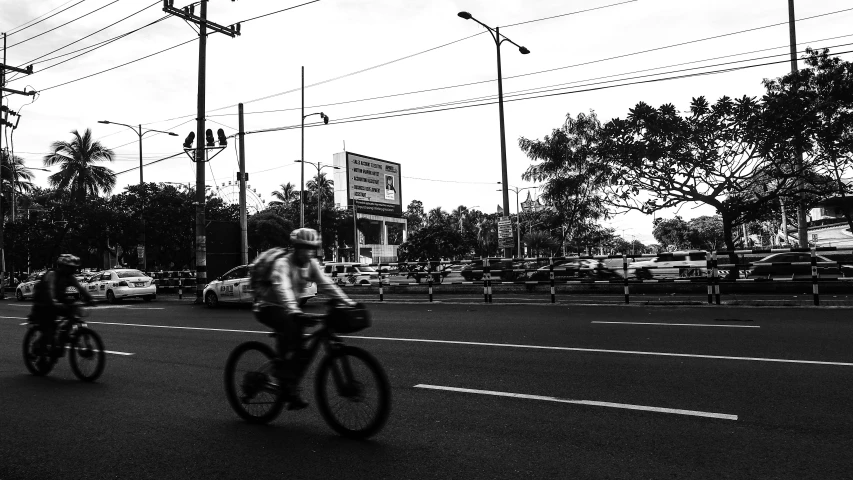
203,264,317,308
83,268,157,303
15,271,80,301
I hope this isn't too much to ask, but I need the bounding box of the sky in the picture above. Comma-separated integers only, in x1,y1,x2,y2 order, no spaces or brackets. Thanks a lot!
2,0,853,244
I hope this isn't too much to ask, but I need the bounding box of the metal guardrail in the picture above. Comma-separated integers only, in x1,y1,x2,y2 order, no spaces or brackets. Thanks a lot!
323,247,853,306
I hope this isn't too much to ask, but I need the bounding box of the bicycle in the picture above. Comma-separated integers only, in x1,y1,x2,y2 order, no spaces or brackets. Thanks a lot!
223,303,391,439
22,305,106,382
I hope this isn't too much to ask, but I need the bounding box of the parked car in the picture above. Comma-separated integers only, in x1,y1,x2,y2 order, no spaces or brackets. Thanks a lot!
16,271,80,301
203,264,318,308
746,253,845,279
321,262,380,285
528,259,621,281
82,269,157,303
628,252,708,279
459,259,533,282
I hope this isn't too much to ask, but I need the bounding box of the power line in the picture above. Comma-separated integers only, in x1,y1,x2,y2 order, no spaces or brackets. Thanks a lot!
5,0,87,37
7,0,124,49
37,36,198,92
10,15,170,82
241,48,853,134
140,5,853,127
209,32,853,119
114,152,183,175
237,0,322,24
501,0,638,28
20,0,161,67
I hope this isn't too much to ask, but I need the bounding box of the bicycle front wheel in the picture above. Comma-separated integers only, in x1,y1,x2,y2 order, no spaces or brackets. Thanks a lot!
224,341,285,424
69,327,105,382
315,345,391,439
22,326,56,376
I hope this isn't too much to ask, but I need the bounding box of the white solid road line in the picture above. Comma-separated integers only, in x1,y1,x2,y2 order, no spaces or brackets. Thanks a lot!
591,321,760,328
415,384,739,421
346,335,853,367
18,319,849,367
87,321,267,334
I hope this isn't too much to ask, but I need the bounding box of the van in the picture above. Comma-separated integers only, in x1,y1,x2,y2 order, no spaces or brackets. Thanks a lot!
628,252,707,279
322,262,381,285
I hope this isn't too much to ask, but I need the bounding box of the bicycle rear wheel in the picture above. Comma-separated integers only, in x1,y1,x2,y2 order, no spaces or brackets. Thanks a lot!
69,327,105,382
22,326,56,376
315,345,391,439
224,341,285,424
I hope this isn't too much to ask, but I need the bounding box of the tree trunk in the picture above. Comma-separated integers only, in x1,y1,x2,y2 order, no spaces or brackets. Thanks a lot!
720,213,740,280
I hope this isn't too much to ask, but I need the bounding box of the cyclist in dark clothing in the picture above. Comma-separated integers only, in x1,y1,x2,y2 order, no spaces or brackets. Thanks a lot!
29,254,94,356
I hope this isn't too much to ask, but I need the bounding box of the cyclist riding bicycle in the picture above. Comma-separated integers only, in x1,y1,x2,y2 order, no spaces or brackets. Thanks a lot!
29,254,95,356
253,228,357,410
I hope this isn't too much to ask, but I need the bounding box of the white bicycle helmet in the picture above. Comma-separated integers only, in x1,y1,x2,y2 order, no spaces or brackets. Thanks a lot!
57,254,81,267
290,228,322,248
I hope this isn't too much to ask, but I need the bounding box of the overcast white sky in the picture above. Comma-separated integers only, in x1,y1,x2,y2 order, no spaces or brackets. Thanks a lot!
2,0,852,243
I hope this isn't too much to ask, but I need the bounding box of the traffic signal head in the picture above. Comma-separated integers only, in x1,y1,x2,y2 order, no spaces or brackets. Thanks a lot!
205,129,215,147
217,128,227,146
183,131,195,149
321,113,329,125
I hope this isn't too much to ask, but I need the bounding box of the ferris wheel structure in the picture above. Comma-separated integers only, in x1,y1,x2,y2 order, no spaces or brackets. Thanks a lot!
213,180,266,214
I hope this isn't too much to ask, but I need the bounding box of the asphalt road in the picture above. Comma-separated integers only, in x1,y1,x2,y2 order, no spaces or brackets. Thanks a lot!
1,298,851,479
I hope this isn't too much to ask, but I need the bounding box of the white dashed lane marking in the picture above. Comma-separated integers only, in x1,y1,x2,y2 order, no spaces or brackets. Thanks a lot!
591,321,759,328
415,384,739,421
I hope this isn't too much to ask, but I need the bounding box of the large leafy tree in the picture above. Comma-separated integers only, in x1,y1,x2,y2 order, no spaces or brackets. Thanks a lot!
763,48,853,237
404,200,426,233
396,222,467,261
43,129,116,201
520,111,611,253
599,96,820,276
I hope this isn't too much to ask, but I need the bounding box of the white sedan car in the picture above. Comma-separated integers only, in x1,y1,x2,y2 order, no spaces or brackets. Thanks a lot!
203,264,317,308
16,271,79,301
82,269,157,303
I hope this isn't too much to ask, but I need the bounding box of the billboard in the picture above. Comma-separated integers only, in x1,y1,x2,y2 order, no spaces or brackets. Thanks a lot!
334,152,402,217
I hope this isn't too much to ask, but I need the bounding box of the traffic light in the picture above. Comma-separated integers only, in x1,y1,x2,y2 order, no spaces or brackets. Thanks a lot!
205,129,215,147
217,128,227,146
321,113,329,125
183,131,195,149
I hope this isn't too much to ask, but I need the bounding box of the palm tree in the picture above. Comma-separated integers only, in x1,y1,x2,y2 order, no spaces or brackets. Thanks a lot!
476,217,497,256
523,231,559,257
306,172,334,205
427,207,448,226
269,182,299,208
0,152,34,195
43,128,116,201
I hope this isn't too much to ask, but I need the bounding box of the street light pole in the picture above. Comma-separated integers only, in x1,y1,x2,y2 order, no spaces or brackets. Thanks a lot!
299,69,330,228
498,183,534,257
97,120,178,271
459,11,530,258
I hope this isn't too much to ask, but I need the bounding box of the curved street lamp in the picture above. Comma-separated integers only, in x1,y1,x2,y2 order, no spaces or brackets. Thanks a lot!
497,182,536,257
459,11,530,258
98,120,179,271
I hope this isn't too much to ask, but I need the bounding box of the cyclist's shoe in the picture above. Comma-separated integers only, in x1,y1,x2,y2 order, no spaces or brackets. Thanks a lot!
285,386,309,410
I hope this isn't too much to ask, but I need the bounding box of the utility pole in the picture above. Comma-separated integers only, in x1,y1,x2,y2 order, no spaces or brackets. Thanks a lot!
1,32,35,299
238,103,248,265
163,0,240,302
301,66,305,227
788,0,809,248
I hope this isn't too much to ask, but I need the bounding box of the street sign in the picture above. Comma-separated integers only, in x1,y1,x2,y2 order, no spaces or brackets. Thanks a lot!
498,217,514,248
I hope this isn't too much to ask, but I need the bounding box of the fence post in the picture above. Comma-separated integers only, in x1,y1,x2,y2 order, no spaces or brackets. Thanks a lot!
379,262,384,302
706,252,713,305
178,278,183,300
549,256,555,304
483,258,489,303
622,253,629,304
485,258,492,303
713,251,721,305
428,260,434,302
811,247,820,306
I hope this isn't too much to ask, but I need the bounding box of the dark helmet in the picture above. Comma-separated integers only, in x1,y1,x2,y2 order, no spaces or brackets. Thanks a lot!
57,254,81,267
290,228,321,248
